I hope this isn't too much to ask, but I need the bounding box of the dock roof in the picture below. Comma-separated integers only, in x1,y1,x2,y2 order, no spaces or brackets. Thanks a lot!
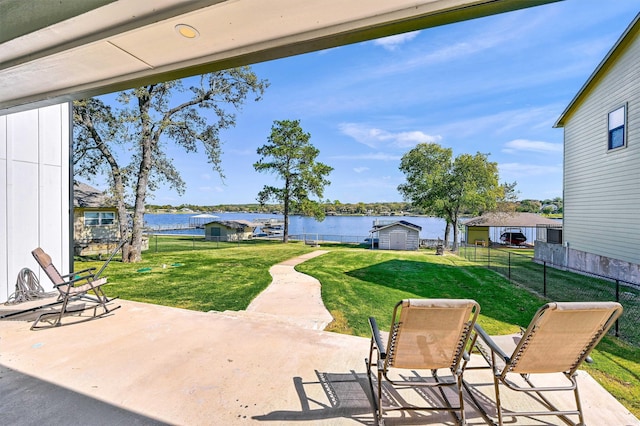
463,212,560,228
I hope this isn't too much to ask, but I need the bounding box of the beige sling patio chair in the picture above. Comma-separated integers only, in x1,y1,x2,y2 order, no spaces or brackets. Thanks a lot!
469,301,623,426
31,247,120,329
366,299,480,425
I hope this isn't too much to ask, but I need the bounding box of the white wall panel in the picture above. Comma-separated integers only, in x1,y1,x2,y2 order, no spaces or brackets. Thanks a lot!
7,109,39,163
0,157,6,302
39,104,64,166
39,165,65,276
0,116,6,159
8,161,40,287
0,103,70,302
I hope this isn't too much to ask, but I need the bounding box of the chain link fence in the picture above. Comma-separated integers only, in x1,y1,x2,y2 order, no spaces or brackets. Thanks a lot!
459,244,639,346
142,233,370,253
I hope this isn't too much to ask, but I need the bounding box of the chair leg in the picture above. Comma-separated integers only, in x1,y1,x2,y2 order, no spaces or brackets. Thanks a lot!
54,295,72,326
92,288,109,310
572,376,585,426
364,337,381,424
456,373,466,425
376,368,384,424
493,376,503,426
365,356,383,425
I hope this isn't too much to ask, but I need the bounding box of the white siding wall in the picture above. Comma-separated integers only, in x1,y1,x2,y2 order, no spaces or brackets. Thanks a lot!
378,225,420,250
0,104,70,302
563,30,640,266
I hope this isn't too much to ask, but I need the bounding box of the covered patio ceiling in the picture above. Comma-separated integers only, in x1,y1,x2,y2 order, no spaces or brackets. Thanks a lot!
0,0,559,115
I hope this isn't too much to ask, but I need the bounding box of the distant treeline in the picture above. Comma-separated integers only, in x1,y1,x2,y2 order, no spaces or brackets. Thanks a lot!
146,198,562,216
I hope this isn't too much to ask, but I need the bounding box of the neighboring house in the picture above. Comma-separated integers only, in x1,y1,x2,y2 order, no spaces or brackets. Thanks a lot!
369,220,421,251
552,13,640,284
74,182,120,256
204,220,257,241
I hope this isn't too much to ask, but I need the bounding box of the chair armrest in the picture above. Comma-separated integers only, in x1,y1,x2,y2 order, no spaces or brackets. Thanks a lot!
55,273,102,288
60,267,96,278
474,323,511,364
368,317,387,359
53,276,90,289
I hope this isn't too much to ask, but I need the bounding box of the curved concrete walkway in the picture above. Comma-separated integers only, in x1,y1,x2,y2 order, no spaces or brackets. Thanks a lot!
244,250,333,330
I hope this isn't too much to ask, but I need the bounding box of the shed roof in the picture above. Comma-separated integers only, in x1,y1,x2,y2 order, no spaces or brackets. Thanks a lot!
555,12,640,128
204,220,258,230
370,220,422,232
463,212,560,227
73,181,114,208
191,213,219,219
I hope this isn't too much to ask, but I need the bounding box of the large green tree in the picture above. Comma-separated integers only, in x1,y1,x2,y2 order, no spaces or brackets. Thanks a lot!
253,119,333,243
73,67,268,262
398,143,500,251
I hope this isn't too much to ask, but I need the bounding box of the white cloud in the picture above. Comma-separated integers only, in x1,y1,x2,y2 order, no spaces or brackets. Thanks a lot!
330,152,401,161
342,176,399,189
373,31,420,50
225,147,255,156
432,105,562,140
368,24,517,79
197,185,224,193
338,123,441,149
503,139,563,154
353,167,369,173
499,162,561,178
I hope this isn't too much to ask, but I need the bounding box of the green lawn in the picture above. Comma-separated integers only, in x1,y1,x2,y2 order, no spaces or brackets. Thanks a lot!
84,238,314,311
76,237,640,418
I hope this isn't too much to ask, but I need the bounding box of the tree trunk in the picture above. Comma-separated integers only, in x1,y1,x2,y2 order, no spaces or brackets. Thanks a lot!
283,181,290,244
113,171,131,261
452,213,459,252
126,95,154,262
443,221,451,249
127,137,152,262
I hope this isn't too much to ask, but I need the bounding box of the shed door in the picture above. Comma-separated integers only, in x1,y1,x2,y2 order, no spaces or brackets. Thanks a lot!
390,232,406,250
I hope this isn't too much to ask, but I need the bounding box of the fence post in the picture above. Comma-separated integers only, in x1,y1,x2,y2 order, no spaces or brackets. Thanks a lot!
155,234,158,253
543,261,547,297
508,252,511,281
615,279,620,337
487,246,491,268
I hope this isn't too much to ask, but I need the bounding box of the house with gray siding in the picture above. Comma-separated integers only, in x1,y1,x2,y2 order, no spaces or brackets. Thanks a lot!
73,181,120,256
552,13,640,284
369,220,421,251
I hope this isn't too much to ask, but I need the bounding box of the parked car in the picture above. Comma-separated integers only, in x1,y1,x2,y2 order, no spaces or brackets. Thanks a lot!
500,228,527,245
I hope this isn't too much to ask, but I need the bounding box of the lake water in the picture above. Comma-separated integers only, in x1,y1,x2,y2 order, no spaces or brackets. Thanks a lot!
144,212,451,242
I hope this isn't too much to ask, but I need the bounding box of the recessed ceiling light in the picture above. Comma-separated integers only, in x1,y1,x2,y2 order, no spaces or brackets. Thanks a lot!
175,24,200,39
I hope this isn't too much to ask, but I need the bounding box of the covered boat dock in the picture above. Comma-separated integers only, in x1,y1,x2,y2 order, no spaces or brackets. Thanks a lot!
463,212,561,247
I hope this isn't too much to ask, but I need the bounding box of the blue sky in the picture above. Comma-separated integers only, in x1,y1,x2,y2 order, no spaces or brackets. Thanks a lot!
96,0,639,206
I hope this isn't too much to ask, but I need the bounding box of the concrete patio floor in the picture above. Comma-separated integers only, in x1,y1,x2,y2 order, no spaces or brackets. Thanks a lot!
0,252,638,426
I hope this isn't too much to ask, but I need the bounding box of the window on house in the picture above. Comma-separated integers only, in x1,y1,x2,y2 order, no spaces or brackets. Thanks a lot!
84,211,115,226
608,105,626,150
